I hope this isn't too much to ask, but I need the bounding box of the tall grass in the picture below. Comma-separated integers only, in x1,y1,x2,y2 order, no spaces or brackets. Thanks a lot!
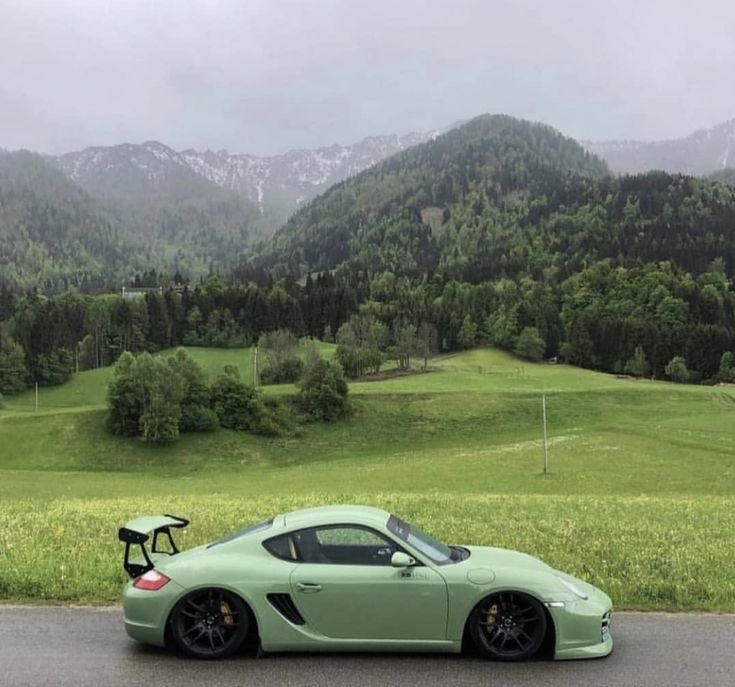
1,494,733,610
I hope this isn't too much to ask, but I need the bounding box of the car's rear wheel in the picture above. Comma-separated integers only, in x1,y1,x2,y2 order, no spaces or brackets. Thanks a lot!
170,588,249,659
469,591,547,662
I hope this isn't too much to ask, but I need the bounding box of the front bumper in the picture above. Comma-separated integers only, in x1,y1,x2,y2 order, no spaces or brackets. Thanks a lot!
122,578,186,647
548,582,614,660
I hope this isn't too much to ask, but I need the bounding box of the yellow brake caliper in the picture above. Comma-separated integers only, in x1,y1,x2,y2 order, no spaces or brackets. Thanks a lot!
484,604,498,632
220,601,234,626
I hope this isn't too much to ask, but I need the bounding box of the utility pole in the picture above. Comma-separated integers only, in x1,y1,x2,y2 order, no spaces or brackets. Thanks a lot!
542,392,549,475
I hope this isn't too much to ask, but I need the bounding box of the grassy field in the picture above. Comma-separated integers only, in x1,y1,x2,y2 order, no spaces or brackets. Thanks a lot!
1,346,734,608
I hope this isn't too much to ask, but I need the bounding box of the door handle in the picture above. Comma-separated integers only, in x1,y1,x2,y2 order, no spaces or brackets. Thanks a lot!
296,582,323,593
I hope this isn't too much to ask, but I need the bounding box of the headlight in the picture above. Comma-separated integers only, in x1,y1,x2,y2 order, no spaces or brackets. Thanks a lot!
555,575,589,600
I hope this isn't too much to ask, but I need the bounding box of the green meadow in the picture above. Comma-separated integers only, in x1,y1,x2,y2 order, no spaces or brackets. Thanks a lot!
1,346,734,608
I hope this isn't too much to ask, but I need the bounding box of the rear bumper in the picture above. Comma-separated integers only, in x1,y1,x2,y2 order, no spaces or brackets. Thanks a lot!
122,579,185,647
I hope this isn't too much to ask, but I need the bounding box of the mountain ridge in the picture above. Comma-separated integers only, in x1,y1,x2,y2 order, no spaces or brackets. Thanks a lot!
585,118,735,175
49,127,453,234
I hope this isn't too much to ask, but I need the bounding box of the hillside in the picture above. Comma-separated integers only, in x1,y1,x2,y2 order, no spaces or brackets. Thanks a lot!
260,114,610,278
586,118,735,176
258,114,735,282
0,148,261,290
0,150,140,291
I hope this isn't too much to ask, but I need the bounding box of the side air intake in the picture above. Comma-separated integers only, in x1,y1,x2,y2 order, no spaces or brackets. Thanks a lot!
267,593,306,625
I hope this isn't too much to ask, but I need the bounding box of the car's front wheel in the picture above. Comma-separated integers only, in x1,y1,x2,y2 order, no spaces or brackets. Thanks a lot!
170,588,249,659
469,591,547,661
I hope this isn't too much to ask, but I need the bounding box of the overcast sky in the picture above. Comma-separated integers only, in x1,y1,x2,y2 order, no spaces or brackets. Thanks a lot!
1,0,734,155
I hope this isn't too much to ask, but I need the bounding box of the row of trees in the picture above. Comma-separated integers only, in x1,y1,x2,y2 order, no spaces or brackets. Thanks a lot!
2,257,735,394
107,348,349,443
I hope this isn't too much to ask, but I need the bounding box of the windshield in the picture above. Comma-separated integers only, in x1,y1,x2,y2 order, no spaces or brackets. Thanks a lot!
387,514,454,565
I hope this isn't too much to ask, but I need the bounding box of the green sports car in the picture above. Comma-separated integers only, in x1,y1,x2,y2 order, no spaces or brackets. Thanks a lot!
119,505,613,661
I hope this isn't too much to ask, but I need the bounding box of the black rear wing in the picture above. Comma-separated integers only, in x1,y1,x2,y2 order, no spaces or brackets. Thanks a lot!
118,514,189,578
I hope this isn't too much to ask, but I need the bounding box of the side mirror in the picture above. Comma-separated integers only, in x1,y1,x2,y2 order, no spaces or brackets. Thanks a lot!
391,551,416,568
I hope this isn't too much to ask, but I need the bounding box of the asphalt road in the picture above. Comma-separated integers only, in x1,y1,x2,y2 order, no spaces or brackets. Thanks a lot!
1,607,733,687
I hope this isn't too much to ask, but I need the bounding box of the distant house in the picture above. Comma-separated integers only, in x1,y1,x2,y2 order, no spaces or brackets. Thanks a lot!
121,286,163,299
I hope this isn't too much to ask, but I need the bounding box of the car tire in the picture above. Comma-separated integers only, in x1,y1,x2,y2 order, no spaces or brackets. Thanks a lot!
170,588,250,659
469,591,547,662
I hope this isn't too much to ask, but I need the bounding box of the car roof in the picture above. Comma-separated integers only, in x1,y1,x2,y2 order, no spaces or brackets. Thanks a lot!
281,504,391,529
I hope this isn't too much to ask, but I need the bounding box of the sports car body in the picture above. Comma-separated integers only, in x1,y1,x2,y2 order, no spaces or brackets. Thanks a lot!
119,505,613,661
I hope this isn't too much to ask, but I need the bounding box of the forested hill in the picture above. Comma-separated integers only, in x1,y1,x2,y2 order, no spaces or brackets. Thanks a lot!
258,115,610,277
0,149,260,291
0,150,139,291
254,115,735,283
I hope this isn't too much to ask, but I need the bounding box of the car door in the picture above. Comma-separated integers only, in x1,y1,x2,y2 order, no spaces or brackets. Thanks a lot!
288,525,448,640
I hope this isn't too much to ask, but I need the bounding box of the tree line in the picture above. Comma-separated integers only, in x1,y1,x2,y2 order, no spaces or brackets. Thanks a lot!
3,256,735,402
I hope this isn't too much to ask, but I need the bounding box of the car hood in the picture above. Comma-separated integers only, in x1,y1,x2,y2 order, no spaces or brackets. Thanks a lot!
461,545,553,572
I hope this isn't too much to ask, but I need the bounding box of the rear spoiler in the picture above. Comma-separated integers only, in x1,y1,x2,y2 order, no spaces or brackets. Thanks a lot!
118,514,189,578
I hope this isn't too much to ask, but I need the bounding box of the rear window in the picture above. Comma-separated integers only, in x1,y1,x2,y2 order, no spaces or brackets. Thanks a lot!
207,518,273,548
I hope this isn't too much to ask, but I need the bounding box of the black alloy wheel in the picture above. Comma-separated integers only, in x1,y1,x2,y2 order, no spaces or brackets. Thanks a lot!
469,591,547,661
170,588,249,659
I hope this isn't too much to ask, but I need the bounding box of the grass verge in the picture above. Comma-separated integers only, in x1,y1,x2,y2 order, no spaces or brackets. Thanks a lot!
1,494,733,610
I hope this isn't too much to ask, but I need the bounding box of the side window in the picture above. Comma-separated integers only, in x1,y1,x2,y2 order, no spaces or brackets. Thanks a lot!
296,526,398,565
315,527,387,547
263,533,299,561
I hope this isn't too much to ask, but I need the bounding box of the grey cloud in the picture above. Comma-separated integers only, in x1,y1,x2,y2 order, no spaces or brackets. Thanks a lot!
0,0,734,154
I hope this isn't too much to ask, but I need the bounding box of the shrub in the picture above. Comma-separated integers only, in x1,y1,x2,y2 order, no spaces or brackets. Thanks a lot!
259,357,304,384
208,367,289,436
210,370,263,431
624,346,649,378
298,355,350,421
665,356,690,383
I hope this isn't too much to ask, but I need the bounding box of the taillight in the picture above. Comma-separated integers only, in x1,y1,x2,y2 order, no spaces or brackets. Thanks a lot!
133,569,171,591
